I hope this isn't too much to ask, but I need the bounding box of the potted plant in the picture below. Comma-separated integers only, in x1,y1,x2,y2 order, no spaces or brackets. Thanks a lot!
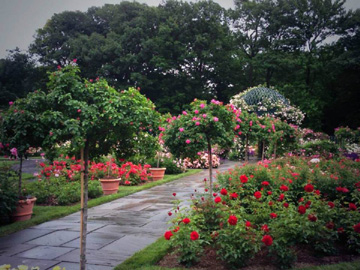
149,131,166,180
149,151,167,180
96,156,120,195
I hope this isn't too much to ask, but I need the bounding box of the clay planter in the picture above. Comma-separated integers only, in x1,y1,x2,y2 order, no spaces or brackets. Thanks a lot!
149,168,166,181
12,197,37,222
100,178,120,195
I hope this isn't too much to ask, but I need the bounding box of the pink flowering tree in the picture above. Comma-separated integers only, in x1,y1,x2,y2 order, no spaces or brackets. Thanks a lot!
163,99,238,194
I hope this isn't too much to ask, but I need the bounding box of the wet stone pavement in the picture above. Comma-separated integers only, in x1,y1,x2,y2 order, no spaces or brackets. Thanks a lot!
0,160,241,269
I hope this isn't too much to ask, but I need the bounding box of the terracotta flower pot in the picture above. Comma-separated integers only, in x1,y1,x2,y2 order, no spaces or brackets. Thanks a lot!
100,178,120,195
149,168,166,181
12,197,37,222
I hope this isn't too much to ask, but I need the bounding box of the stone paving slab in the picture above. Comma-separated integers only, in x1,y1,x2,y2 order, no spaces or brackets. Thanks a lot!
55,248,129,267
26,231,80,246
16,246,75,260
0,160,241,268
61,231,121,250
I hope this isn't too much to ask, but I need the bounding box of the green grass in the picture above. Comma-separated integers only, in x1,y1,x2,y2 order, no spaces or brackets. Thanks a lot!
114,238,173,270
0,169,201,237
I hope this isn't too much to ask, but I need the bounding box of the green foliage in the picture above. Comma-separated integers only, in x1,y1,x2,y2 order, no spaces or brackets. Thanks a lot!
0,168,18,224
147,157,185,174
25,177,102,205
301,140,339,158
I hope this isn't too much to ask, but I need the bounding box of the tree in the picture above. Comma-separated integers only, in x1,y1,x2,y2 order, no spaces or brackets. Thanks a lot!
163,99,237,194
12,62,160,268
0,49,47,107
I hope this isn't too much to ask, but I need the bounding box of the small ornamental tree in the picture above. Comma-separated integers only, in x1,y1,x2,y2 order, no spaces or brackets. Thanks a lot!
1,92,49,197
27,62,160,269
163,99,237,194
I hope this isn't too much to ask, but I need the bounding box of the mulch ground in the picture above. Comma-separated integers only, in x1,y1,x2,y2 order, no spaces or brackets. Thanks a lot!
157,245,360,269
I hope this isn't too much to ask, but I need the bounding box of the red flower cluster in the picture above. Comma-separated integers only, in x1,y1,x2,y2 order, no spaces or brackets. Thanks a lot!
240,174,248,183
254,191,262,199
280,185,289,191
262,235,273,246
336,186,349,193
190,231,199,240
228,215,238,226
164,230,173,240
183,218,191,224
220,188,228,195
298,205,306,215
304,183,314,192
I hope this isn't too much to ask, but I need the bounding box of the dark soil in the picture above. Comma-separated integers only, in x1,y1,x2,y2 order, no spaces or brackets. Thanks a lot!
157,246,360,270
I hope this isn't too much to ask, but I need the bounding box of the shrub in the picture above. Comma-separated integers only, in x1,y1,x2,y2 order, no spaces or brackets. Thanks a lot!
165,157,360,268
0,168,18,224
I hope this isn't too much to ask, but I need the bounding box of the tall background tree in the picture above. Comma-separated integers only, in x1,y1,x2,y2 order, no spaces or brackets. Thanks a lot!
0,0,358,133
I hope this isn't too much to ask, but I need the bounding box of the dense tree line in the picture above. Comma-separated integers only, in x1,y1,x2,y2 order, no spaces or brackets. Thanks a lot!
1,0,359,133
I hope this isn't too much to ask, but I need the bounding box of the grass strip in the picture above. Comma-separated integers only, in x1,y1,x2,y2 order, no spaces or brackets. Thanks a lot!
114,238,175,270
0,169,202,237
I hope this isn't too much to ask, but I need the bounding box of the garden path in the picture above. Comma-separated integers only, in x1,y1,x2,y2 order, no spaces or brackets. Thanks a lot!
0,160,247,269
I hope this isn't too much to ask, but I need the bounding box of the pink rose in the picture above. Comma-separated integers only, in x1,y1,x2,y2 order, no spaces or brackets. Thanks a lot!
186,139,191,144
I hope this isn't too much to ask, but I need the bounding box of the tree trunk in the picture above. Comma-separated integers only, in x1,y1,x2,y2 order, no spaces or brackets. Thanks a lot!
245,135,249,162
207,138,213,195
18,156,23,197
262,141,265,161
80,141,89,270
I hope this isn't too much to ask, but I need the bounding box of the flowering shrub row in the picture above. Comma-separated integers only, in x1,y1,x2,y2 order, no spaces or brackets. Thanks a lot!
164,157,360,269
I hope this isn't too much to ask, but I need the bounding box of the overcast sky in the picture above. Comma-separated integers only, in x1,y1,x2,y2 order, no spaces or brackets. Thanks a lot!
0,0,359,59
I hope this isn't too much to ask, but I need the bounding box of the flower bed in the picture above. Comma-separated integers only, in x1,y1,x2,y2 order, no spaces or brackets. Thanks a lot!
25,157,153,205
164,157,360,269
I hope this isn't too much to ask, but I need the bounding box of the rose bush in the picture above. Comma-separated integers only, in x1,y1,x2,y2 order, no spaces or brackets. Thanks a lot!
165,157,360,268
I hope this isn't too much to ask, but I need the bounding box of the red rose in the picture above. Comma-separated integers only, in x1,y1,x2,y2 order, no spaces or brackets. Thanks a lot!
280,185,289,191
262,181,270,186
254,191,262,199
261,224,269,232
173,226,180,233
268,201,273,206
314,190,320,195
337,227,344,233
245,220,251,227
304,184,314,192
190,231,199,240
220,188,228,196
328,201,335,208
230,192,238,199
308,214,317,222
262,235,273,246
164,230,173,240
270,213,277,219
228,215,238,226
278,193,285,201
267,191,272,195
183,218,190,224
349,203,357,211
240,174,248,183
172,193,176,196
283,202,289,208
298,205,306,215
168,212,172,216
353,223,360,233
326,221,335,230
213,193,218,197
214,196,222,203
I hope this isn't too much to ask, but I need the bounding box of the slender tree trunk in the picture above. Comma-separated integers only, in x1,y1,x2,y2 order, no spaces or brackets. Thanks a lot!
80,141,89,270
18,156,23,197
245,135,249,162
262,141,265,161
207,138,213,195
